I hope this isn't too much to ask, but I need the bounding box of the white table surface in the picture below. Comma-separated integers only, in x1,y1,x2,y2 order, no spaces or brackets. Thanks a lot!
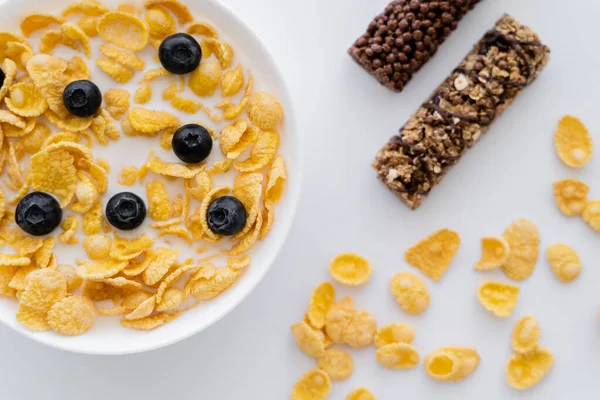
1,0,599,398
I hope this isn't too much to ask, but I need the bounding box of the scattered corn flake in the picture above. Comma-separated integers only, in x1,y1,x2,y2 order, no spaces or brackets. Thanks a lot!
97,12,149,51
45,109,94,132
81,279,122,303
405,228,460,282
8,265,38,291
171,95,201,113
248,92,284,130
2,226,44,255
317,348,354,381
71,171,99,213
216,73,253,120
265,156,286,203
77,17,98,37
0,110,26,130
5,82,48,118
33,237,54,268
157,226,192,243
512,316,541,354
143,0,193,25
376,343,420,369
39,29,77,55
21,123,51,154
374,322,415,348
47,295,95,336
0,187,5,220
203,38,233,69
128,107,178,133
329,252,372,287
121,311,179,330
546,243,582,283
155,262,199,302
155,287,183,312
141,247,179,286
502,219,540,281
346,388,377,400
77,260,128,280
207,159,233,175
118,166,138,186
66,55,91,80
186,21,218,39
189,266,239,301
427,346,479,382
475,236,510,271
234,129,280,173
8,176,31,206
553,178,589,217
62,1,110,17
344,309,377,348
582,200,600,231
145,6,176,40
78,159,108,193
325,297,355,344
0,253,31,267
141,67,171,82
16,304,49,331
150,219,181,229
219,120,256,160
7,142,23,188
97,58,135,83
291,369,331,400
30,149,77,207
61,22,91,58
124,293,156,320
82,200,102,235
42,131,80,149
110,233,153,259
104,88,130,120
189,59,222,97
134,83,152,104
162,80,178,100
0,265,18,297
259,201,275,240
390,272,430,315
478,281,520,317
20,268,67,312
306,282,335,330
102,277,142,291
506,346,554,390
227,255,251,271
224,211,263,256
20,13,65,37
57,264,82,291
220,64,244,97
83,234,112,260
146,180,172,221
97,305,127,316
291,320,326,358
99,43,145,70
0,59,16,103
554,115,593,168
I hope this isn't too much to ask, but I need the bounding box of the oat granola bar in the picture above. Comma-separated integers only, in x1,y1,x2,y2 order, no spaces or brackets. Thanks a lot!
373,14,550,209
349,0,481,92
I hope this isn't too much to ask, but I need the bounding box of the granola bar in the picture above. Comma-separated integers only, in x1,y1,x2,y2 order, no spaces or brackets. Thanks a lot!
373,14,550,209
348,0,481,92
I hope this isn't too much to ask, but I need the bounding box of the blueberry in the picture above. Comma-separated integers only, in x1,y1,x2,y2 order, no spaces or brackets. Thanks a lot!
172,123,213,163
106,192,146,231
15,192,62,236
63,80,102,117
158,33,202,75
207,196,247,236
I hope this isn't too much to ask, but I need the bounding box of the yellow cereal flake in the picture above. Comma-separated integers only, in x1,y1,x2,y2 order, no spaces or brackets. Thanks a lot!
0,265,18,297
61,22,91,58
162,80,179,100
345,310,376,348
219,120,258,160
146,180,172,221
128,107,178,133
546,243,582,283
39,29,77,55
82,200,103,235
66,55,91,80
502,219,540,281
20,13,65,37
143,0,193,25
20,269,67,312
96,158,111,173
134,83,152,104
83,235,112,260
155,263,199,303
186,21,218,39
5,82,48,118
554,115,593,168
171,95,201,113
8,265,38,292
553,178,589,216
265,156,286,203
16,304,49,331
189,266,239,301
31,149,77,207
306,282,335,330
121,311,180,330
99,43,145,70
512,316,541,354
506,346,554,390
118,166,138,186
324,297,355,344
0,59,16,104
207,159,233,175
317,348,354,381
233,129,279,173
71,172,99,213
405,228,460,282
203,38,234,69
97,12,149,51
478,281,520,317
474,236,510,271
62,1,110,18
97,58,135,83
155,287,183,312
290,320,326,358
47,295,95,336
141,247,179,286
78,17,99,38
329,252,372,286
224,211,263,256
376,343,420,369
390,272,430,315
21,123,51,154
77,260,128,280
34,237,54,268
346,388,377,400
111,234,153,259
291,369,331,400
141,67,171,82
221,64,244,97
374,322,415,348
216,73,253,120
57,264,82,291
248,92,284,130
0,253,31,267
145,7,176,40
582,200,600,231
104,88,130,120
189,59,222,96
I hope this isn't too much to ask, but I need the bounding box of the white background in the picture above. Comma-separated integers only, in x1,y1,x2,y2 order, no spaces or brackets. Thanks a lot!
1,0,599,398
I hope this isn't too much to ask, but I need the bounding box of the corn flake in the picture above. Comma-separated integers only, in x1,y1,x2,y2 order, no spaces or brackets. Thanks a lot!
34,237,54,268
0,253,31,267
306,282,335,330
221,64,244,97
146,180,171,221
78,17,98,37
104,88,130,120
20,13,65,37
474,236,510,271
506,346,554,390
61,22,91,58
325,297,355,344
374,322,415,348
128,107,178,133
0,59,16,103
390,272,430,315
582,200,600,231
20,268,67,312
189,59,222,97
329,252,372,287
16,304,49,331
248,92,284,130
134,83,152,104
66,55,91,80
317,348,354,381
478,280,520,317
512,316,541,354
346,388,377,400
62,1,110,17
234,129,280,173
216,73,253,120
31,149,77,207
82,200,102,235
554,115,593,168
376,343,420,369
186,21,218,39
0,265,18,297
291,320,326,358
190,266,239,300
99,43,145,71
502,219,540,281
145,7,176,40
83,234,112,260
47,295,95,336
424,347,480,382
405,228,460,282
291,369,331,400
344,309,377,348
57,264,82,291
97,12,149,51
97,58,135,83
546,243,582,283
5,82,48,117
77,260,128,280
553,178,589,216
141,247,179,286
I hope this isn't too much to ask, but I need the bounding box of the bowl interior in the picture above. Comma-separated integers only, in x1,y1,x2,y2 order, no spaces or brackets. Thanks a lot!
0,0,300,354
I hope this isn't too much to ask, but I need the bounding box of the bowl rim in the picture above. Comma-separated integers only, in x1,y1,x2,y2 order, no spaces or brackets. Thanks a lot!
0,0,303,355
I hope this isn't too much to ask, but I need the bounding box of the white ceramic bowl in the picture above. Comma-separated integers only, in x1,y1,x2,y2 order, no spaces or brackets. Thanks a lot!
0,0,301,354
